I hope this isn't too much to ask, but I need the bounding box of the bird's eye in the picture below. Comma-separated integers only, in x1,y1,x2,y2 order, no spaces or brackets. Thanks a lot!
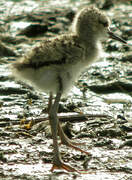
99,20,108,27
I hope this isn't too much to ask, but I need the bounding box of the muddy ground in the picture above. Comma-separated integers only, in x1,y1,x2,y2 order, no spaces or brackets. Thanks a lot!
0,0,132,179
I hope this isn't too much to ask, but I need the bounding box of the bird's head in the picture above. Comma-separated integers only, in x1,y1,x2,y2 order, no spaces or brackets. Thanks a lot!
73,6,127,44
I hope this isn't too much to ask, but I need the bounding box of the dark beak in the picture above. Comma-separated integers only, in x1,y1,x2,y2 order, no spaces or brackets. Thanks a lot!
108,28,127,44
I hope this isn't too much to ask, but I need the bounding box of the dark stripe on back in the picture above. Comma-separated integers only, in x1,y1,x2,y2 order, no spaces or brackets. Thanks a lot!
15,57,66,70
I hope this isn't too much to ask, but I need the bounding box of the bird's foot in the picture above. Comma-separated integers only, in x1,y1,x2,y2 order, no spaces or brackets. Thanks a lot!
51,160,78,172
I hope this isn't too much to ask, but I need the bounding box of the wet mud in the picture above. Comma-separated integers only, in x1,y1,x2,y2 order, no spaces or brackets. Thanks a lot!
0,0,132,179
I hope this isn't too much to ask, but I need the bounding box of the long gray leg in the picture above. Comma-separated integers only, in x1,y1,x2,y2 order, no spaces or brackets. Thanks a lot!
49,76,76,172
58,123,90,155
48,92,53,113
49,91,62,164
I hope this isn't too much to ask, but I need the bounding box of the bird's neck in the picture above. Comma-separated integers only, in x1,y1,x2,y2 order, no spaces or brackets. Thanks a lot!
79,36,102,65
79,33,99,47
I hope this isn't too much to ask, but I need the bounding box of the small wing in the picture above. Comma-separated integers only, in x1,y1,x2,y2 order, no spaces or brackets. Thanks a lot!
19,34,84,69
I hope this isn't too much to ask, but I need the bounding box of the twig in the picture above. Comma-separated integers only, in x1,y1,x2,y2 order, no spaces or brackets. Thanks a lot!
28,113,112,124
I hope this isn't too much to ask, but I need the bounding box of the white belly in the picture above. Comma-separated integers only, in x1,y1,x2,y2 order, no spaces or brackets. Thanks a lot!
33,63,82,95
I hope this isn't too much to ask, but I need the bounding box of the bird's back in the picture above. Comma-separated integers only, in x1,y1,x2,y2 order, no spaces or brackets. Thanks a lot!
12,34,85,71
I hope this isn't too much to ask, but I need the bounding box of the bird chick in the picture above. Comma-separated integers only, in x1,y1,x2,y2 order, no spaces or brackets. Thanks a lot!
10,6,127,172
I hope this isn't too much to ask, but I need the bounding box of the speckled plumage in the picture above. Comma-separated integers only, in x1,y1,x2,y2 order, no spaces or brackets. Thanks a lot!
11,6,109,94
